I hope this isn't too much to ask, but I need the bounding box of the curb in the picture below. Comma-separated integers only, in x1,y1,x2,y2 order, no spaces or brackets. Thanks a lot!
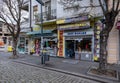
13,60,119,83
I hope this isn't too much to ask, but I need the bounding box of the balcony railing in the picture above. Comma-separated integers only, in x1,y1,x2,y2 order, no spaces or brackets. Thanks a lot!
22,0,29,11
34,9,56,23
23,0,29,4
21,20,31,32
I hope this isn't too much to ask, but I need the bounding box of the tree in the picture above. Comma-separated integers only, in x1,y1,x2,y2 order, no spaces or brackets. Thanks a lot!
0,0,25,58
98,0,120,71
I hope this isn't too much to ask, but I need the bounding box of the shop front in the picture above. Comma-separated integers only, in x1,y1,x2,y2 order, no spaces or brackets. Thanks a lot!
28,33,57,56
64,29,94,61
57,15,95,61
27,22,57,56
17,35,29,54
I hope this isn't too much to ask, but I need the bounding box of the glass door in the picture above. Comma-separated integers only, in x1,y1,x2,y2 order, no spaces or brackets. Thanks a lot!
18,37,25,54
25,38,29,54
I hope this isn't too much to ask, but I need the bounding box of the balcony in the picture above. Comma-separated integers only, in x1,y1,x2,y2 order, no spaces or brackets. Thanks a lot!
22,0,29,11
34,9,56,23
21,20,31,33
0,28,2,32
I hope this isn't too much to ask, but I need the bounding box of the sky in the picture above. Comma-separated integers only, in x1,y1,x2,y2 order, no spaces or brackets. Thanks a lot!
0,0,29,23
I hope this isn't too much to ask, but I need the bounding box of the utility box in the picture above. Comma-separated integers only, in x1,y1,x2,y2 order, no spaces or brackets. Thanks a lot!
80,52,92,61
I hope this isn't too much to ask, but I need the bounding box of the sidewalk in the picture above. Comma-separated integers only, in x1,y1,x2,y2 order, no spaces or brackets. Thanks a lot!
14,54,120,83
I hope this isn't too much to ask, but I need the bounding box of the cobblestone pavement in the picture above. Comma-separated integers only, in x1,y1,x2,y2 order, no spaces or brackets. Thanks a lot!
0,55,100,83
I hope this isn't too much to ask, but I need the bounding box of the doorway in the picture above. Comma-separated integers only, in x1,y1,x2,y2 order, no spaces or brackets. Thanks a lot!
65,37,92,60
25,38,29,54
119,31,120,64
65,40,75,58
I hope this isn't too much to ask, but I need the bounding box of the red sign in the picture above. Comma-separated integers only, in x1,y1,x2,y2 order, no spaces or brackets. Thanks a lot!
116,21,120,30
58,30,64,57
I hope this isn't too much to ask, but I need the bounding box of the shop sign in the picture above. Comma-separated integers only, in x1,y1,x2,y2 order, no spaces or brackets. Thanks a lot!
64,31,93,36
116,21,120,30
65,16,89,23
58,22,90,30
33,25,41,31
57,16,89,24
57,19,65,24
58,30,64,56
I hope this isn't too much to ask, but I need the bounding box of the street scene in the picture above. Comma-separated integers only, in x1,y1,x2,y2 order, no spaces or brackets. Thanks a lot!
0,0,120,83
0,52,101,83
0,52,120,83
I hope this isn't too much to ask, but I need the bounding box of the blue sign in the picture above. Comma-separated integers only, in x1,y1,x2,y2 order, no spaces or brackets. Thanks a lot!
67,32,86,36
65,16,89,23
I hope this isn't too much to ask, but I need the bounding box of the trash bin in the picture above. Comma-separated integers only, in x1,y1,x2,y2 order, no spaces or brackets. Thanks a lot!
44,54,49,61
41,55,45,64
41,49,50,64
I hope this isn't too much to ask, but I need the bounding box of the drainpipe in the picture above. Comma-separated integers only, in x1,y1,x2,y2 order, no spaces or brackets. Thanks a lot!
30,0,33,31
119,30,120,63
40,4,43,50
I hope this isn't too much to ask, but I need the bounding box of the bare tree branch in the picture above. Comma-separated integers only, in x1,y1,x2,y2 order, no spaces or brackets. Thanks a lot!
104,0,108,11
12,1,19,20
3,0,18,22
99,0,105,15
0,0,27,57
112,0,115,10
116,0,120,11
0,14,14,33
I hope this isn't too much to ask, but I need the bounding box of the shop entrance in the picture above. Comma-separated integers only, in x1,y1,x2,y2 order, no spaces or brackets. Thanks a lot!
65,40,75,58
65,36,92,60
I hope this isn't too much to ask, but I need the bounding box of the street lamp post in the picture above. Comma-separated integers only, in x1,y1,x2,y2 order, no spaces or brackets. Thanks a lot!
36,0,44,64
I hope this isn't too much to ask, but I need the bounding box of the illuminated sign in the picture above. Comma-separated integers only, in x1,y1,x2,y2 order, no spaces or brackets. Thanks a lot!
65,16,89,23
58,22,90,30
57,16,89,24
64,31,93,36
33,25,40,31
58,30,64,57
57,19,65,24
68,32,86,35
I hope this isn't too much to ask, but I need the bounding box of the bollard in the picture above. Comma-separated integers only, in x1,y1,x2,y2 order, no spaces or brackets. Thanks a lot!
41,55,45,64
41,49,50,64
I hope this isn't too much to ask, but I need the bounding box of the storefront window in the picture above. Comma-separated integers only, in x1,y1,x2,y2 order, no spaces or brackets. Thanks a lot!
76,38,92,52
8,37,12,46
65,36,92,59
18,37,25,53
35,39,40,55
43,38,57,56
2,37,7,44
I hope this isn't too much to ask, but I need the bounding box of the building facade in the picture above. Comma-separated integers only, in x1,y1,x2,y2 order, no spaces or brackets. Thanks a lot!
56,0,103,61
18,0,30,54
23,0,57,56
107,0,120,64
21,0,120,64
0,21,12,52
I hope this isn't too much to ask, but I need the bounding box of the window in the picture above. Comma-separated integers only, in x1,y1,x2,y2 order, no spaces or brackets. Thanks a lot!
0,22,2,27
90,0,93,6
44,1,51,20
33,5,38,20
0,28,2,32
45,1,51,12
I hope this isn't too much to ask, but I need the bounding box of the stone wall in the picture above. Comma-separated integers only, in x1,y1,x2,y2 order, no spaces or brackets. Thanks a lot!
107,25,119,64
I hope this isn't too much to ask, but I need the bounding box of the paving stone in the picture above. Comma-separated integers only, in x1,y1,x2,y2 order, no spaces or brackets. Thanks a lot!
0,53,101,83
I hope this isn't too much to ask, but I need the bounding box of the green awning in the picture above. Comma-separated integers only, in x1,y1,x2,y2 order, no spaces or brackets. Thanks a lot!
27,31,40,35
27,30,52,35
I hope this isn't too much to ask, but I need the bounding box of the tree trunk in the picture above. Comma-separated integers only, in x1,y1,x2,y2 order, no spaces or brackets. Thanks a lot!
12,37,18,58
99,30,109,72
